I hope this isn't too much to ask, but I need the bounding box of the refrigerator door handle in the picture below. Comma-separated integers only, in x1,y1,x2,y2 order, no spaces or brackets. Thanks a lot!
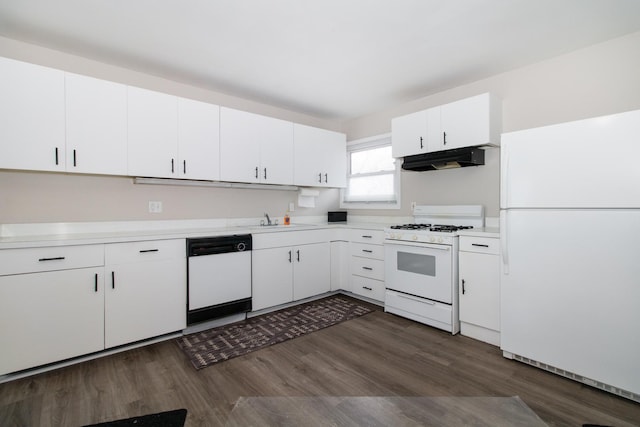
500,211,509,275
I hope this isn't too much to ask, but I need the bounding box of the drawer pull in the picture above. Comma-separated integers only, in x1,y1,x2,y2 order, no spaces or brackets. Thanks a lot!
471,243,489,248
111,271,115,289
94,273,98,292
362,235,373,239
139,249,159,253
362,266,373,271
38,256,65,262
362,286,373,291
362,249,373,253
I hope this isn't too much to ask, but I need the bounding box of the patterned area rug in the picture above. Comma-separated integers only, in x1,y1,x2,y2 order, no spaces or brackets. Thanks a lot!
177,295,373,369
83,409,187,427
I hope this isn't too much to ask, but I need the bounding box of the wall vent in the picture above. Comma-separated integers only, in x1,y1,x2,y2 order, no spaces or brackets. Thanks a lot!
513,354,640,403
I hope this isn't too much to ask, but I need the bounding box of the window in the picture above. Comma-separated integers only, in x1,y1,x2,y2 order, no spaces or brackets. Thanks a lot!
340,133,401,209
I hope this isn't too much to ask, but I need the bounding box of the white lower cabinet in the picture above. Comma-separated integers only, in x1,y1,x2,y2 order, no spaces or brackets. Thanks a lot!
0,244,105,376
105,239,186,348
0,239,187,376
252,231,330,312
349,229,385,303
458,235,501,346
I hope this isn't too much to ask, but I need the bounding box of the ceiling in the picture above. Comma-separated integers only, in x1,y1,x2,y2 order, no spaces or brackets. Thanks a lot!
1,0,640,121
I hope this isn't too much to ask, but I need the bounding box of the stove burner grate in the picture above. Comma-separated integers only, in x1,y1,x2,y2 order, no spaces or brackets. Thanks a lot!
389,224,474,233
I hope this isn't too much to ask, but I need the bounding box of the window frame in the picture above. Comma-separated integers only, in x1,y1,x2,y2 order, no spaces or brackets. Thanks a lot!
340,133,401,210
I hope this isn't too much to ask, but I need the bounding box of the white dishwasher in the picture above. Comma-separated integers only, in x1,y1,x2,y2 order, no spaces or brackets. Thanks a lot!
186,234,252,325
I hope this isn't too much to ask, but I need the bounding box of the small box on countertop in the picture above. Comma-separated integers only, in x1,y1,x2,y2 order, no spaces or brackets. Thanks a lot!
328,211,347,222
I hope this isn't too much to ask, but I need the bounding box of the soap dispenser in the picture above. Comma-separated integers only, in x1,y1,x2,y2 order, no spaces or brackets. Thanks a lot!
284,211,290,226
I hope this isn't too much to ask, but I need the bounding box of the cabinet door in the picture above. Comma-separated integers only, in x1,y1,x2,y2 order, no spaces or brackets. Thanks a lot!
391,110,428,158
219,107,263,183
127,86,178,178
105,257,186,348
177,97,220,181
0,268,104,375
459,251,500,331
0,57,65,172
440,93,491,150
293,242,330,300
252,247,293,311
293,124,347,187
258,116,294,185
65,73,128,175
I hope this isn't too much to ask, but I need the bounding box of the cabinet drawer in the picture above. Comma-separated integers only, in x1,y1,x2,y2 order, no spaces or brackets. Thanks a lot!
350,242,384,260
350,275,385,302
351,256,384,281
105,239,185,264
0,245,104,276
385,290,452,328
459,236,500,255
349,229,384,245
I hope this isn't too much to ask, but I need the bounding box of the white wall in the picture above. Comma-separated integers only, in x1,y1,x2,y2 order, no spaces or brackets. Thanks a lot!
342,31,640,218
0,36,341,224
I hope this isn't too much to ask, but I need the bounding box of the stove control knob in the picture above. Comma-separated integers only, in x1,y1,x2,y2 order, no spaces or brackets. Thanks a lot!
412,235,418,240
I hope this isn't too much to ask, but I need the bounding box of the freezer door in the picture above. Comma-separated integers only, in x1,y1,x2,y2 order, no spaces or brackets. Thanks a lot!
500,209,640,395
500,109,640,209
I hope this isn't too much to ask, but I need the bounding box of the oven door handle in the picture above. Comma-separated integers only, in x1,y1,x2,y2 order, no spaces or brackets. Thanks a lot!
384,241,451,251
394,292,437,305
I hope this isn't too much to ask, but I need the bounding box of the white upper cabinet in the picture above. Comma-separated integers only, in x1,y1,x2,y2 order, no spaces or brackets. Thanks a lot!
0,57,66,172
391,93,501,157
438,93,501,150
65,73,128,175
391,110,428,158
127,86,179,178
220,107,293,185
293,124,347,188
177,97,220,181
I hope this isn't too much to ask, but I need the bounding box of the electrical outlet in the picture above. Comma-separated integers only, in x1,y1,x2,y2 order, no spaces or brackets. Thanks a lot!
289,202,295,212
148,201,163,213
411,201,416,211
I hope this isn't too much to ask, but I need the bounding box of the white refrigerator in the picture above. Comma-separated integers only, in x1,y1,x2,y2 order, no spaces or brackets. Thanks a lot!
500,109,640,401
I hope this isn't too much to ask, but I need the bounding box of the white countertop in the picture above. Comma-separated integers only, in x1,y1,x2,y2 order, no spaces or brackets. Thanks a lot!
457,227,500,238
0,218,396,249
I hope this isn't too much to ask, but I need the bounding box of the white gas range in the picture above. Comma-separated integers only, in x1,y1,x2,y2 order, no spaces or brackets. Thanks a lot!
383,205,484,334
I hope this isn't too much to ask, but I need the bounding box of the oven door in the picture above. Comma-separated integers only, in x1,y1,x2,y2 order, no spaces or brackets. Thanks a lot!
384,240,453,304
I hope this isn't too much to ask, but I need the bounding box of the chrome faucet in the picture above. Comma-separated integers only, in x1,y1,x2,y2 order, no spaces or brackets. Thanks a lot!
264,212,272,225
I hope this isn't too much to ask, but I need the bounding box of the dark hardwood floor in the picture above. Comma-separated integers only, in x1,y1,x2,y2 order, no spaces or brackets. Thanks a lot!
1,300,639,426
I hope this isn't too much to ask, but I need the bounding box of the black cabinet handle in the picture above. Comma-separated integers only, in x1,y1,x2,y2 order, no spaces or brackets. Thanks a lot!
111,271,115,289
362,235,373,239
288,250,292,263
296,250,300,262
362,249,373,253
324,173,328,183
318,173,322,183
362,266,373,271
255,167,259,179
420,136,423,149
139,249,159,253
443,132,447,145
38,256,65,262
462,279,466,295
362,286,373,291
55,147,59,165
95,273,98,292
73,149,77,167
183,160,186,174
471,243,489,248
171,158,175,173
264,168,267,180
